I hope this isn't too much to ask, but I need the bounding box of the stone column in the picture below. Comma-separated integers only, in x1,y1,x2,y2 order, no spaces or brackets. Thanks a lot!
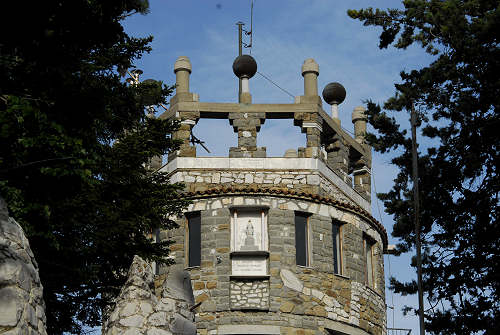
352,106,367,144
169,117,198,162
228,112,266,158
303,124,321,159
353,166,371,201
326,135,351,184
168,56,199,162
174,56,191,94
352,106,371,200
302,58,319,97
295,59,322,105
294,112,322,158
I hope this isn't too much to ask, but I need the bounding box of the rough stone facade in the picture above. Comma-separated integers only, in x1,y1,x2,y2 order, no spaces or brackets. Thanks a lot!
230,279,269,310
174,169,352,205
154,55,385,335
0,196,47,335
160,194,386,335
103,255,196,335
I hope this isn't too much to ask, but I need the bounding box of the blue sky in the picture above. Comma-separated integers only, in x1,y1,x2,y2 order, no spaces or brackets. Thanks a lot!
120,1,437,333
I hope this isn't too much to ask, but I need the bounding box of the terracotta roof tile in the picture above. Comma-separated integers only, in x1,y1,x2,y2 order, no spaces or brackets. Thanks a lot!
181,186,388,250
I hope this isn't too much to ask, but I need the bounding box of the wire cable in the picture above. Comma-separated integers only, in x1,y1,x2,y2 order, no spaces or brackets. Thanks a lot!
373,168,396,329
341,126,355,136
256,71,295,98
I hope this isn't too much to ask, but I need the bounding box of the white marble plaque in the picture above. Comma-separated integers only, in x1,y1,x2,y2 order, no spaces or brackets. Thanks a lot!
231,256,267,276
231,209,268,252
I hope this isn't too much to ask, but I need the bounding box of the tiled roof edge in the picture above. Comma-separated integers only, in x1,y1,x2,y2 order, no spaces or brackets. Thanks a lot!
181,186,388,250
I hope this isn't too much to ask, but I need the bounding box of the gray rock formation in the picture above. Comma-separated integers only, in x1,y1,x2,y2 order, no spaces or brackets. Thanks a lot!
103,256,196,335
0,196,47,335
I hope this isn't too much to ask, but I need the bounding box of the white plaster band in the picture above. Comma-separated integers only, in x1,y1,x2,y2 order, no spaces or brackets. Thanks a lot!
241,78,249,93
302,121,323,132
353,167,371,175
331,104,339,119
181,119,196,126
218,325,280,335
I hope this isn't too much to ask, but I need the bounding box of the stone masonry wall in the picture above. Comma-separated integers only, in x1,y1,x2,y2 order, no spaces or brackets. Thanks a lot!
230,280,269,310
174,170,355,207
160,195,385,335
0,196,47,335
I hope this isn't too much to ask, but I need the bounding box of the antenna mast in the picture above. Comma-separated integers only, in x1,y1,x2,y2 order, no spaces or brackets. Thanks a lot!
236,21,244,98
411,102,425,335
236,0,254,99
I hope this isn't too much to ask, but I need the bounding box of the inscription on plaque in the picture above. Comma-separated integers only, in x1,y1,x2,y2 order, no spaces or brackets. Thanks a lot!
232,257,267,276
230,208,269,276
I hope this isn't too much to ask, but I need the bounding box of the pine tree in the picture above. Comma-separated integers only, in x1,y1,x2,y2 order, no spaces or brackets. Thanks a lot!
0,1,189,333
349,1,499,334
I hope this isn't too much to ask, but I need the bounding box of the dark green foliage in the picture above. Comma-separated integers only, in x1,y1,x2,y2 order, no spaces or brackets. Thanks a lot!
1,1,189,334
349,1,499,334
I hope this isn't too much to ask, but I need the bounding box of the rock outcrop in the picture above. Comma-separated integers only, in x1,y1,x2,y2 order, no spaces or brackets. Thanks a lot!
0,196,47,335
103,256,196,335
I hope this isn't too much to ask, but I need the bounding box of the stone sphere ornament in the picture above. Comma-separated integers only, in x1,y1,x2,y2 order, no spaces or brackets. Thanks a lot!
322,82,346,105
232,55,257,79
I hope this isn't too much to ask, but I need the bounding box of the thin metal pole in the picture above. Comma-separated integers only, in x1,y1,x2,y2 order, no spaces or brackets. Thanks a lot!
411,102,425,335
236,22,244,101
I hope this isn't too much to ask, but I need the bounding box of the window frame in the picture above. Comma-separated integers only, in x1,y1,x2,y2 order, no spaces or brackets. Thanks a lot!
230,207,268,252
185,211,201,268
332,221,344,275
363,236,375,288
295,211,312,267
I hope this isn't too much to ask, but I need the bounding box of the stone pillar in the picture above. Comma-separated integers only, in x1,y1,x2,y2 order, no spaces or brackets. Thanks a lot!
169,116,198,162
352,155,371,201
352,106,367,144
239,78,252,104
351,106,371,200
304,125,321,158
302,58,319,97
326,135,351,184
174,56,191,94
294,112,322,158
228,112,266,158
168,56,200,162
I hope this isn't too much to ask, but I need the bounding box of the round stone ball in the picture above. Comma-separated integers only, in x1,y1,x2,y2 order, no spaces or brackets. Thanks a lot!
322,82,346,105
232,55,257,79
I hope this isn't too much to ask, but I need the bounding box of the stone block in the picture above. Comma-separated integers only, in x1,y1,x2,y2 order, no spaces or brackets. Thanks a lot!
0,287,21,327
280,301,295,313
280,269,303,293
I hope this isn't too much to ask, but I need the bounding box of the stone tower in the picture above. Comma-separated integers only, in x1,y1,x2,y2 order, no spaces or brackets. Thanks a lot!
156,55,387,335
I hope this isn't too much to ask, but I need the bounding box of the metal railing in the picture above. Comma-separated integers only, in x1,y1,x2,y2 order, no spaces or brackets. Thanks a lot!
387,328,412,335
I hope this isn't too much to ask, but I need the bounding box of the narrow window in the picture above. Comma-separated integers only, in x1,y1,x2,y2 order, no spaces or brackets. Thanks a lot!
187,212,201,267
332,221,343,275
295,212,310,266
364,237,375,287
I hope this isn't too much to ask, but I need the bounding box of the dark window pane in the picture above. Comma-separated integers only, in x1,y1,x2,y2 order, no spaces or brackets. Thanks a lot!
295,213,308,266
364,238,374,287
332,224,339,274
188,213,201,267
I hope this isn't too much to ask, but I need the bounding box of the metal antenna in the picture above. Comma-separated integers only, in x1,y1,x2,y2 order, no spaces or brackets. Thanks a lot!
236,21,245,98
244,0,254,52
190,131,211,153
411,102,425,335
